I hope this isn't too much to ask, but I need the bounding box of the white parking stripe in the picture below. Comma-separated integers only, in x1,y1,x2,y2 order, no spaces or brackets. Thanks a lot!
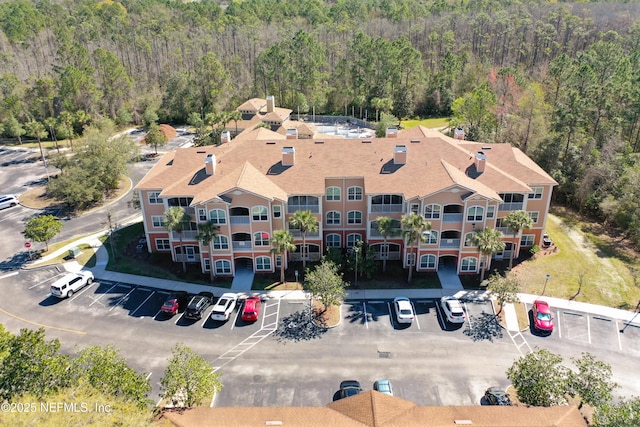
616,321,622,351
29,272,64,289
556,310,561,338
230,304,241,330
0,272,19,280
411,301,420,330
145,372,152,381
387,302,394,327
434,301,446,330
174,313,184,324
109,286,137,311
69,280,98,302
363,302,369,329
587,314,591,344
89,282,120,306
463,302,473,329
131,291,155,317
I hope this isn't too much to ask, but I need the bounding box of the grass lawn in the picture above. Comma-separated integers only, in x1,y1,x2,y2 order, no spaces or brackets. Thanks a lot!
45,243,97,268
402,117,450,129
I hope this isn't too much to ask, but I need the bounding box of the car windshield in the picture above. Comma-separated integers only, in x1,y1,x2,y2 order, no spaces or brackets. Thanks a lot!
537,312,552,320
399,309,412,315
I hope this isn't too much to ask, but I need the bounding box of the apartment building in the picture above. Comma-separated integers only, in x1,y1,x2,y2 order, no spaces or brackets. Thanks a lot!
135,124,556,278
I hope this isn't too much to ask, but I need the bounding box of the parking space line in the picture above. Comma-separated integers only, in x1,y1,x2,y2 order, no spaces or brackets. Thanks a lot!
174,313,184,324
463,302,473,329
387,302,394,327
109,286,138,312
363,302,369,329
411,301,420,330
587,315,591,344
29,273,64,289
230,305,241,330
69,281,98,302
200,314,209,328
616,321,622,351
0,272,19,280
434,302,446,330
131,291,156,317
556,310,561,338
89,282,121,306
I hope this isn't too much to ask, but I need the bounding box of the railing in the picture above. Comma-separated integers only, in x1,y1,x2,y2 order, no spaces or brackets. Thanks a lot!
175,254,201,263
230,215,250,225
369,228,401,238
287,205,320,214
439,238,461,248
232,241,252,250
498,202,523,211
373,251,401,260
289,230,320,238
289,253,322,261
172,231,198,240
442,213,463,222
370,204,403,213
496,227,510,234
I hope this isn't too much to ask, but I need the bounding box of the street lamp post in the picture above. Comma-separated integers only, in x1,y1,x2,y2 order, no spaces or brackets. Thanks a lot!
542,274,550,295
294,270,299,283
354,247,359,288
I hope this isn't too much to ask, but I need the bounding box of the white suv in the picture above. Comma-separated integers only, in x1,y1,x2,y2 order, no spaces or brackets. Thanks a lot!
50,271,94,298
0,195,18,210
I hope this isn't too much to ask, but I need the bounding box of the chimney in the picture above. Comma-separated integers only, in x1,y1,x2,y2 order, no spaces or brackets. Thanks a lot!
393,145,407,165
454,127,465,140
205,153,216,175
282,146,295,166
285,129,298,140
386,128,398,138
221,130,231,144
266,95,275,113
475,151,486,173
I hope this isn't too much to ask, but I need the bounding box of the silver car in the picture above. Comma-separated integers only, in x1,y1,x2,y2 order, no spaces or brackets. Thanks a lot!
0,195,18,210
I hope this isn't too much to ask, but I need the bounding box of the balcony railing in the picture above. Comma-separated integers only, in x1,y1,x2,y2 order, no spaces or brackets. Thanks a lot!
289,230,320,238
442,213,463,222
172,230,198,240
439,238,461,248
230,215,250,225
369,228,401,238
496,227,510,234
175,254,201,263
287,205,320,214
373,251,401,261
498,202,523,211
370,204,403,213
289,253,322,262
232,241,252,250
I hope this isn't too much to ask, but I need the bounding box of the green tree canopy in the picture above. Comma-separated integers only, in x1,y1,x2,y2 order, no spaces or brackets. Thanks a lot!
503,210,534,269
401,212,431,284
487,272,520,315
289,210,318,272
471,228,505,282
304,258,349,311
164,207,191,273
144,122,167,154
270,230,296,284
23,214,63,251
507,349,570,407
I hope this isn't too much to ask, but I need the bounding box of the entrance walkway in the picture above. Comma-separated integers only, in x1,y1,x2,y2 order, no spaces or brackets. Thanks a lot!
437,265,463,290
231,267,254,291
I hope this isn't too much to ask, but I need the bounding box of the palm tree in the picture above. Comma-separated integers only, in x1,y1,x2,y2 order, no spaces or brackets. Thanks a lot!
503,210,534,269
376,216,399,273
289,210,318,272
164,206,191,273
270,230,296,284
24,119,48,167
228,110,242,137
471,228,506,282
401,212,431,284
197,221,220,281
59,111,75,151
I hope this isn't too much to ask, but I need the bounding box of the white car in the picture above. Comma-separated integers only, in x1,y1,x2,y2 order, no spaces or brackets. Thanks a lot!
393,296,414,324
210,293,238,321
440,296,466,323
0,195,18,210
50,270,94,298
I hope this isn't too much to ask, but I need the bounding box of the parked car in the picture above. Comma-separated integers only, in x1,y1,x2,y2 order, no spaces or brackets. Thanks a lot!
0,195,18,210
160,291,189,316
484,387,512,406
210,293,238,321
440,296,466,324
50,270,94,298
393,296,414,324
241,296,261,322
373,380,394,396
339,380,362,399
532,300,554,333
184,292,214,320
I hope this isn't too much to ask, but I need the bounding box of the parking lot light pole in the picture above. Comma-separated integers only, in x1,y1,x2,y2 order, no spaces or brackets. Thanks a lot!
354,247,359,288
542,274,550,295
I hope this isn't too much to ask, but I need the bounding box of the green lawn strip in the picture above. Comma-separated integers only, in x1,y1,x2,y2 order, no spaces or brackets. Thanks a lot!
401,118,450,129
44,243,97,268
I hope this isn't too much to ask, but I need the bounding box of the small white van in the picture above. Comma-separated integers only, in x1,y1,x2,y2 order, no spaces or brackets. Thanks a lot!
0,195,18,210
50,271,94,298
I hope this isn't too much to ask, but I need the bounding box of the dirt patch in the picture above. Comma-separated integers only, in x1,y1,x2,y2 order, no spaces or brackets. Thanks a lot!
312,300,341,328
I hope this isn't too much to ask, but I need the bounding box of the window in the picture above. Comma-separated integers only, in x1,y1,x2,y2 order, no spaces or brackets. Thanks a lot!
499,193,525,203
209,209,226,224
486,205,495,219
256,256,271,271
410,203,419,214
326,234,341,248
168,197,192,207
148,191,163,204
371,195,403,205
152,216,164,228
156,239,170,250
528,211,539,224
467,206,484,221
420,254,436,269
406,253,415,266
276,255,282,268
215,260,232,275
252,206,268,221
528,187,543,199
423,230,438,245
464,232,475,247
347,210,362,224
326,186,341,201
521,234,535,247
424,204,441,219
461,257,478,272
213,235,229,250
326,211,341,225
204,259,211,271
273,205,282,218
348,186,363,201
347,234,361,248
254,232,270,246
198,209,207,222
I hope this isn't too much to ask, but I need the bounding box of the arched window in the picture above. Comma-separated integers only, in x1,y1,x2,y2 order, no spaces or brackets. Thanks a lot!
253,232,270,246
420,254,436,269
347,233,361,248
256,256,271,271
347,210,362,224
326,186,341,201
326,211,341,225
423,230,438,244
461,257,478,272
209,209,227,224
215,260,231,274
424,204,441,219
347,186,363,201
213,235,229,250
252,206,268,221
326,234,341,248
464,232,475,247
467,206,484,221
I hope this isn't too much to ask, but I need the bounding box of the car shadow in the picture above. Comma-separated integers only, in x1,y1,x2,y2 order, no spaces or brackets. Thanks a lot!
202,317,227,329
175,316,199,327
154,312,174,322
441,320,465,332
463,312,503,342
39,295,65,306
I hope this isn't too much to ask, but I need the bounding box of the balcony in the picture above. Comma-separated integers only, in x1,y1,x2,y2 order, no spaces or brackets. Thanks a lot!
232,241,252,250
289,252,322,262
373,251,401,261
370,228,401,238
175,254,201,263
172,230,198,240
289,230,320,238
287,205,320,214
442,213,463,222
370,204,403,213
230,215,250,225
496,227,510,234
439,238,461,248
498,202,524,211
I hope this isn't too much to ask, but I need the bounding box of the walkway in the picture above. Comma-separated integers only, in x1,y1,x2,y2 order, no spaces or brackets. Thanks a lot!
437,264,464,290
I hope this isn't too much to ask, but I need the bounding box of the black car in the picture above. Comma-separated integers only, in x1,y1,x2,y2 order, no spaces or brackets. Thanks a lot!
484,387,512,406
339,380,362,399
184,292,214,320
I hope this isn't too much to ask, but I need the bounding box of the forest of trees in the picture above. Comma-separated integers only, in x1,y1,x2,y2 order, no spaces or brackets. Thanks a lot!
1,0,640,245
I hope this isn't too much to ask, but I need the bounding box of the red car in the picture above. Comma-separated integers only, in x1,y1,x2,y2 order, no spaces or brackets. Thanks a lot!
241,296,261,322
532,300,554,333
160,292,189,316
